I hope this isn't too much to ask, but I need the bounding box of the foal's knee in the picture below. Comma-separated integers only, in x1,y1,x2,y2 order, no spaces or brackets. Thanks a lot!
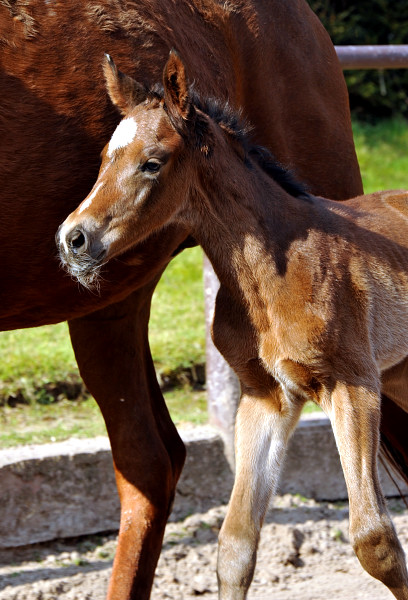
352,516,408,590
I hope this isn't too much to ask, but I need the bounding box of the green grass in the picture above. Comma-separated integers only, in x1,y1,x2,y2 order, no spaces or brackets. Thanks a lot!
352,117,408,193
149,246,205,372
1,116,407,446
0,325,78,399
0,398,104,447
0,388,208,448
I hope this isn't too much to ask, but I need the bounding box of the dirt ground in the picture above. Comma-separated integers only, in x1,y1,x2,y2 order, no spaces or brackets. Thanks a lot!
1,494,407,600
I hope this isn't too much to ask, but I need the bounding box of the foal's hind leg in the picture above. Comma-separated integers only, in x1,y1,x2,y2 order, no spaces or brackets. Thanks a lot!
217,386,304,600
329,381,408,599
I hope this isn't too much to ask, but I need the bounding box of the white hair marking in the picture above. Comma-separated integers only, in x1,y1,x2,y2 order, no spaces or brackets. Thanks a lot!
79,182,104,214
107,117,138,157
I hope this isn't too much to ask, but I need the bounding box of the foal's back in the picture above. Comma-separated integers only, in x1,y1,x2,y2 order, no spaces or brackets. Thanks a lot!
330,189,408,242
277,189,408,375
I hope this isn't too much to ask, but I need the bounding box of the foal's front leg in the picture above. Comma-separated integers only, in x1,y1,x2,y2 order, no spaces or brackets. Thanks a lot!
217,385,304,600
329,381,408,600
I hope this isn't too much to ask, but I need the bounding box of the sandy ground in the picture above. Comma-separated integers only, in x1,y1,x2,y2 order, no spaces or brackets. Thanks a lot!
1,495,407,600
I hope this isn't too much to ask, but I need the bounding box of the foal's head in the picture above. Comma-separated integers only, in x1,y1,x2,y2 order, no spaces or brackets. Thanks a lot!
57,51,238,286
57,51,308,287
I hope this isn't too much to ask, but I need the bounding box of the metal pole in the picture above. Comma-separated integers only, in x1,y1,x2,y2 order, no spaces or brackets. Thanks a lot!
203,255,239,469
335,45,408,69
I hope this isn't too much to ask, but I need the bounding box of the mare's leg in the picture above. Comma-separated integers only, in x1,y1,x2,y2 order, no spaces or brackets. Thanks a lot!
217,386,304,600
329,381,408,600
68,280,186,600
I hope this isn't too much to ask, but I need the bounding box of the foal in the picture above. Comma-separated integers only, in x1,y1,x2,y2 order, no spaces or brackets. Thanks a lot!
58,52,408,599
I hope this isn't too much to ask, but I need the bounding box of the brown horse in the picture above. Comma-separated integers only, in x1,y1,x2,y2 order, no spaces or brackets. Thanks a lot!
1,0,365,597
58,52,408,599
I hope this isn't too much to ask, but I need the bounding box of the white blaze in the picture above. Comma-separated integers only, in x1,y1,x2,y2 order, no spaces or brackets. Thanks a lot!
107,117,138,157
78,182,104,214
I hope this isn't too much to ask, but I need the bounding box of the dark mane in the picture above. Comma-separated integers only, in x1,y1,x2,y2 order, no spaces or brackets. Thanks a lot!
146,83,312,201
247,146,312,200
191,93,312,200
191,91,250,145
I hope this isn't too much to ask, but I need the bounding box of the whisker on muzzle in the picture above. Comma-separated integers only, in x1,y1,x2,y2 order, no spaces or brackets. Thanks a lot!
58,250,107,292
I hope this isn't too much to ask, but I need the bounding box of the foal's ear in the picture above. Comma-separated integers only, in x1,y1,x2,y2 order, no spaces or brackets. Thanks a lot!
103,54,147,116
163,50,194,129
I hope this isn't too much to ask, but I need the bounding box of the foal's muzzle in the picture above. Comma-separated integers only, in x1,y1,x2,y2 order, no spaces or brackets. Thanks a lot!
56,223,107,287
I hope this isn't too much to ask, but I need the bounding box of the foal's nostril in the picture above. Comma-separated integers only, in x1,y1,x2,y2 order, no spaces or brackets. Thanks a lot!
68,229,87,254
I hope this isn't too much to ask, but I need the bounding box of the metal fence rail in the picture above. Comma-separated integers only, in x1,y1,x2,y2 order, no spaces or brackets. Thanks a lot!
335,45,408,70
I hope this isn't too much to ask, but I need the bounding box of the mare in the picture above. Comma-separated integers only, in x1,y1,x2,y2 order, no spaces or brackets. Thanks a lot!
0,0,365,597
58,52,408,599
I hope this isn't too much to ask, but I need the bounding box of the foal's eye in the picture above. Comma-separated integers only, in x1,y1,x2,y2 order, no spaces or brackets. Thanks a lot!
141,159,162,174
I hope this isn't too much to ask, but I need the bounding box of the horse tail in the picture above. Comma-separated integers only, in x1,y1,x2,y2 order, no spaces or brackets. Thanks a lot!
380,395,408,497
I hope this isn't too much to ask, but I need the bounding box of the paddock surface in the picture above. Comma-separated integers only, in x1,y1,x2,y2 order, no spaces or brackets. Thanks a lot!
1,418,408,599
1,495,408,599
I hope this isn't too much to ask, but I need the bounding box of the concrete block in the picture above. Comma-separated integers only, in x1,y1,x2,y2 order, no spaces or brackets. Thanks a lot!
0,417,407,548
0,428,233,549
171,426,234,520
0,437,119,548
281,413,408,499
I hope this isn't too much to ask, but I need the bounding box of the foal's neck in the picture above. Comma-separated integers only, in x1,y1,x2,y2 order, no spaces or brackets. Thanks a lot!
187,152,310,303
181,150,309,328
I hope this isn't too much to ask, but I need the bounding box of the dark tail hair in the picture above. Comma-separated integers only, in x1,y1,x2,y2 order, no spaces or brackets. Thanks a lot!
380,394,408,503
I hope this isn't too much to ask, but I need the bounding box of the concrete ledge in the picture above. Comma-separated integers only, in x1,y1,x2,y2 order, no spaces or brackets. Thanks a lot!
0,416,407,548
281,413,408,500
